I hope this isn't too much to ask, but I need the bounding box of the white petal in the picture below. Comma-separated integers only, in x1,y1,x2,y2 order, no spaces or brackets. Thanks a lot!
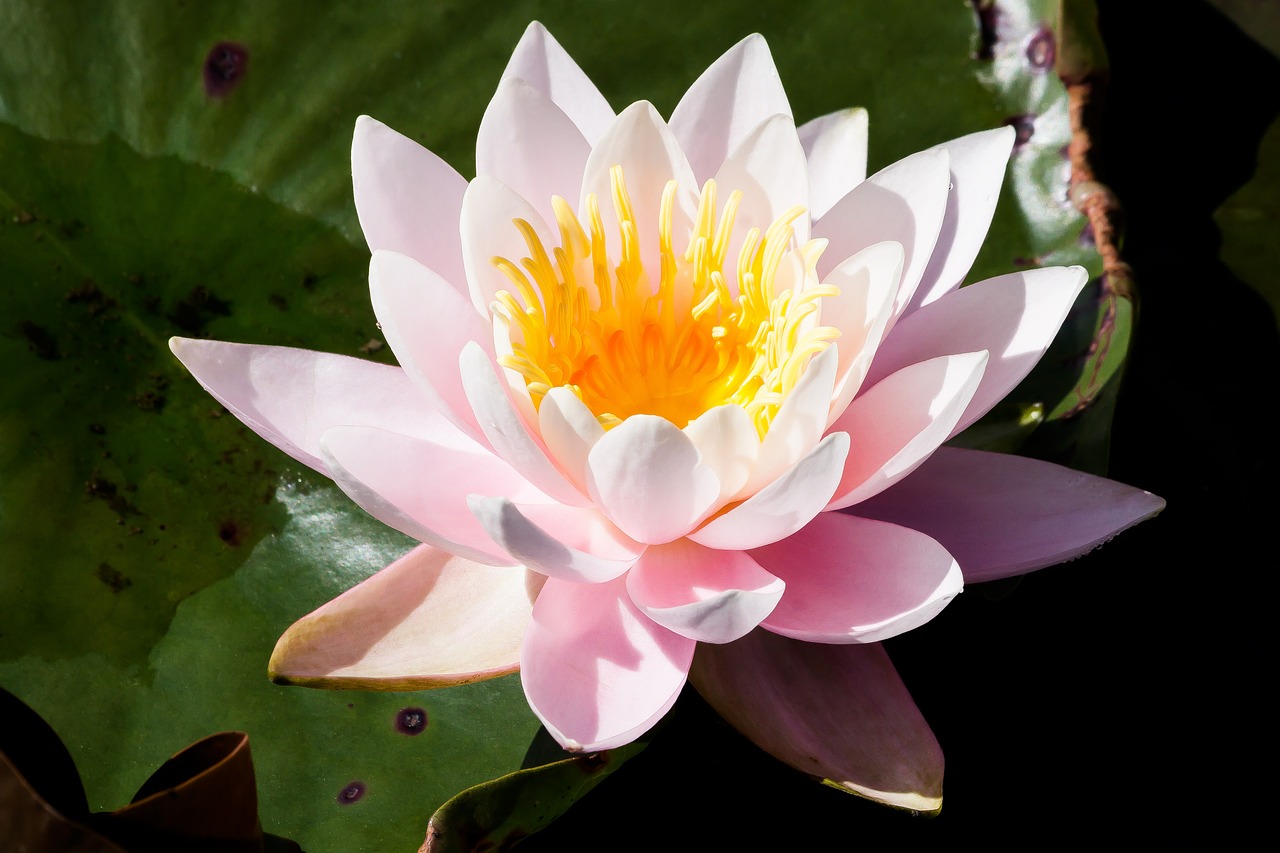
459,342,589,506
827,351,988,510
713,113,810,251
683,404,760,505
538,386,605,491
865,266,1090,438
351,116,469,292
690,432,850,550
477,76,591,227
798,107,869,219
502,21,615,144
815,148,950,329
586,415,720,544
669,34,792,183
910,126,1017,312
460,175,557,317
820,241,903,424
369,250,489,445
579,102,698,277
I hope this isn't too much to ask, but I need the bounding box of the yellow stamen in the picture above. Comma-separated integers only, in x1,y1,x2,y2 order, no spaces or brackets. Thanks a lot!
492,168,839,438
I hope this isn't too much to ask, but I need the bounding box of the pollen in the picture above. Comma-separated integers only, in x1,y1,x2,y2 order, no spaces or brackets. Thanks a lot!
491,166,839,438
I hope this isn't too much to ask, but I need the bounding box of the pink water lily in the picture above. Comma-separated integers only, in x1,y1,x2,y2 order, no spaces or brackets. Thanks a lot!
171,23,1164,811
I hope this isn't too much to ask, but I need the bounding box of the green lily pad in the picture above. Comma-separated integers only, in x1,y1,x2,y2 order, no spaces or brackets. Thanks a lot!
0,1,1118,850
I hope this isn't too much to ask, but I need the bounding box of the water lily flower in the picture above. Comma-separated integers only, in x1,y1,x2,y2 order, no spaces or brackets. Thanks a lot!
170,22,1164,811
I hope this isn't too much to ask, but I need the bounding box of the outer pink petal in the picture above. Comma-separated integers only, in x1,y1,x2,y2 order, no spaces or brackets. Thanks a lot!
814,148,950,327
320,425,531,566
459,342,590,507
690,432,849,551
522,576,695,752
502,21,615,145
586,415,720,544
351,116,468,293
826,351,988,510
865,266,1089,438
268,545,533,689
468,496,641,584
690,632,944,812
669,34,792,184
798,107,869,219
908,126,1017,313
477,76,591,227
851,446,1167,582
369,250,489,444
460,175,558,317
168,337,458,477
626,539,784,644
579,101,698,276
755,512,962,643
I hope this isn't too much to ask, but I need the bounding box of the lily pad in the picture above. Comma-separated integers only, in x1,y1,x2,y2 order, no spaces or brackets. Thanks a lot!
0,1,1118,850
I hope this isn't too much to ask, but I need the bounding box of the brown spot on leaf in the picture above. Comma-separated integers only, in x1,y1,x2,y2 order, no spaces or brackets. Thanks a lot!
96,562,132,592
168,286,231,334
218,520,243,547
18,322,59,360
204,42,248,98
86,476,138,521
1025,26,1056,70
336,781,366,805
395,707,428,735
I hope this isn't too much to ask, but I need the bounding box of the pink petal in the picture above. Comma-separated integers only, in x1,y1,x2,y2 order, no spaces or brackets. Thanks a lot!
683,404,760,504
909,126,1017,312
351,116,468,293
798,107,869,219
460,175,558,317
537,387,605,491
865,266,1089,438
826,351,988,510
320,425,532,566
626,538,784,644
851,446,1167,582
691,432,849,551
369,250,489,444
268,545,532,689
755,512,962,643
713,113,810,253
460,342,590,507
502,21,615,145
819,241,903,423
586,415,721,544
579,102,698,276
168,337,458,477
468,496,641,584
814,148,950,328
521,576,694,752
477,76,591,227
669,34,792,184
690,631,943,812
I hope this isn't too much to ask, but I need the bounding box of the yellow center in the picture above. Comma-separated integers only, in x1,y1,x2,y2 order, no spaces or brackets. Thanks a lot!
491,166,839,438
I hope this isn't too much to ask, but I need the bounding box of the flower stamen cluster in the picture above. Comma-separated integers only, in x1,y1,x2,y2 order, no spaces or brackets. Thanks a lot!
491,165,840,436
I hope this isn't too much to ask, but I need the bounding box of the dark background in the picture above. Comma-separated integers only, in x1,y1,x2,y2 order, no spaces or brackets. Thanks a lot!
522,1,1277,848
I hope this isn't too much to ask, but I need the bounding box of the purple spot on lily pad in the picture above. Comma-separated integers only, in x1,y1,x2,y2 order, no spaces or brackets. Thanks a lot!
337,781,366,805
395,707,428,735
1025,27,1055,70
204,42,248,98
1003,115,1036,147
970,1,1000,60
